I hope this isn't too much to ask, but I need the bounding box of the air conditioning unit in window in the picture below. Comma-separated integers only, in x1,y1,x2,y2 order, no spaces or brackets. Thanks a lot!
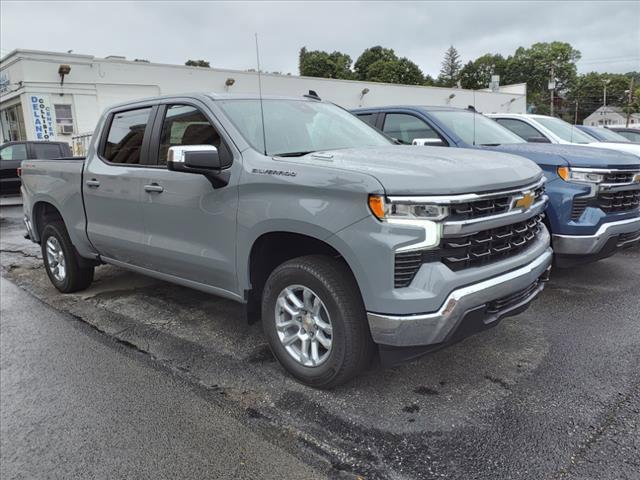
57,124,74,135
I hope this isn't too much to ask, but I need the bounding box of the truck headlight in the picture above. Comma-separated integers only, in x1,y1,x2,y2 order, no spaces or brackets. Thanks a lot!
557,167,604,184
368,195,449,221
368,195,444,251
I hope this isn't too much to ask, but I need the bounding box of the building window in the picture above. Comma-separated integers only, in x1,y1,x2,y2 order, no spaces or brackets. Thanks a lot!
54,104,74,135
0,104,27,142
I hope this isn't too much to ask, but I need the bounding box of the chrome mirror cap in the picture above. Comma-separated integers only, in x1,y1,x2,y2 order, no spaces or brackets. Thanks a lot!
167,145,217,164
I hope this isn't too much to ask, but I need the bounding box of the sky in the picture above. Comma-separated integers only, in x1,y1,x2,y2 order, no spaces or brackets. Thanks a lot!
1,1,639,78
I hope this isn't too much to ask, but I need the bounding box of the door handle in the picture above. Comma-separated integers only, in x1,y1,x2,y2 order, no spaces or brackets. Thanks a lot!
86,179,100,188
144,183,164,193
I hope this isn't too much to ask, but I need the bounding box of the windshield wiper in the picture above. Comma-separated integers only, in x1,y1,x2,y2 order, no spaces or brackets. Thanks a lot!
479,143,502,146
273,151,315,157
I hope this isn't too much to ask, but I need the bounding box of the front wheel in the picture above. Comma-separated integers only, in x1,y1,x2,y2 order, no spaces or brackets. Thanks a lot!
261,255,374,388
41,222,94,293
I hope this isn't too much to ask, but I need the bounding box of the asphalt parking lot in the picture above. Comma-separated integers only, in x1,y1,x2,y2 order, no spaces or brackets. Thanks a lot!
1,199,638,479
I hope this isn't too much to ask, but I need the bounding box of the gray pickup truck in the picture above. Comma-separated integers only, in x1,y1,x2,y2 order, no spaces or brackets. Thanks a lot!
21,93,553,388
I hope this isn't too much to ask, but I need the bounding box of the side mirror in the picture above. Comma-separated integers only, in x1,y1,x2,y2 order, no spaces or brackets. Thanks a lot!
167,145,230,188
412,138,445,147
527,136,551,143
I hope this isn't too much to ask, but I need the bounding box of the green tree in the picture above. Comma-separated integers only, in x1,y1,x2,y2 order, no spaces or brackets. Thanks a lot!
298,47,353,79
366,57,424,85
568,72,635,123
459,54,507,90
354,46,397,80
437,46,462,87
185,59,210,68
504,42,581,115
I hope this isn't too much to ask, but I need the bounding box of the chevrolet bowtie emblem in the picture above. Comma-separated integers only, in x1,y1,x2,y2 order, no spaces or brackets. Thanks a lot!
514,192,534,209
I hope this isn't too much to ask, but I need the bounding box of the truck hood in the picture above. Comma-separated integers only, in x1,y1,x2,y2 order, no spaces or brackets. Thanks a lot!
582,142,640,157
488,143,640,169
304,146,542,195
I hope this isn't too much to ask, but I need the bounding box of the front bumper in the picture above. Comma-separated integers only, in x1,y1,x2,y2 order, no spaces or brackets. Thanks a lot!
367,248,553,347
552,216,640,255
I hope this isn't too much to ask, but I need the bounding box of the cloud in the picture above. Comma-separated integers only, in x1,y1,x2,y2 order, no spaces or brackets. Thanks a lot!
2,1,638,76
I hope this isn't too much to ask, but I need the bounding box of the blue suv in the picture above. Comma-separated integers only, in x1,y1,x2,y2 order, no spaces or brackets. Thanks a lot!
352,106,640,266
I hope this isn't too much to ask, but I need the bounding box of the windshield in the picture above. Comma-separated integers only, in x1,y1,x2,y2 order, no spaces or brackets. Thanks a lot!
217,99,391,156
535,117,595,144
588,127,631,143
429,110,525,146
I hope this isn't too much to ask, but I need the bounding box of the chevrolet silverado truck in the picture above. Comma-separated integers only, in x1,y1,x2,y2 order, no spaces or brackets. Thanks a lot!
21,93,552,388
486,113,640,158
353,106,640,266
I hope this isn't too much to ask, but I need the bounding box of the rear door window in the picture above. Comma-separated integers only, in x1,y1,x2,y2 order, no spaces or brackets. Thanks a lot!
356,113,377,127
103,107,152,164
495,118,546,141
0,144,27,161
32,143,65,159
382,113,441,144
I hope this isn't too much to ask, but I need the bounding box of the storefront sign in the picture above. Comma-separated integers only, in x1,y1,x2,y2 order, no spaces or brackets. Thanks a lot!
0,72,9,94
30,95,56,140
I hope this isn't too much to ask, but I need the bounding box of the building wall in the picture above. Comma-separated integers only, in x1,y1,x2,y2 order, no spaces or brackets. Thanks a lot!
583,106,640,126
1,49,528,145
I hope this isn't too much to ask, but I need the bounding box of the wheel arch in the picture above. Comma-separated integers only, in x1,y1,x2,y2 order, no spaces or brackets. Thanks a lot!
243,229,364,323
32,200,65,242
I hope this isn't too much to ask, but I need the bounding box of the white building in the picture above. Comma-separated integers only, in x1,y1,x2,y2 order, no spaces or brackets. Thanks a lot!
1,49,528,148
583,105,640,126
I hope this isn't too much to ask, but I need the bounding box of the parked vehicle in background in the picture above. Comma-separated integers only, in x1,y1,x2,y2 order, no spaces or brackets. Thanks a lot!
20,93,553,388
352,106,640,266
607,127,640,143
576,125,637,144
486,113,640,157
0,141,72,195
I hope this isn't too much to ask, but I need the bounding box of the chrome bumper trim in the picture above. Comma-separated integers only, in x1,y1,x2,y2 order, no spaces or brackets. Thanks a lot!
552,216,640,255
367,249,553,347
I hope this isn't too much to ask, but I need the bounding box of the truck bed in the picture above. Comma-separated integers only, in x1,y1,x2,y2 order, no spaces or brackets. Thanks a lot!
20,156,95,258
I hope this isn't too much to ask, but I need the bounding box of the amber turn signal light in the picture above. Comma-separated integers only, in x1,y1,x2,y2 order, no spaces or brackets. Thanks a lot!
557,166,569,181
368,195,386,220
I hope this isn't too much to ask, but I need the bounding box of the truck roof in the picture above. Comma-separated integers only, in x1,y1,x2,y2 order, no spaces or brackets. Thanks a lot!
102,92,321,111
352,105,466,113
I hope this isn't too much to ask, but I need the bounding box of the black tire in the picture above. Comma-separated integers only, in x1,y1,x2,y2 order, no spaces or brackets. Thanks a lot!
261,255,374,389
41,221,94,293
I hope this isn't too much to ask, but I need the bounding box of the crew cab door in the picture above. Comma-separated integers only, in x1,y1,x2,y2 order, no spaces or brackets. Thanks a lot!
139,102,240,295
83,106,157,265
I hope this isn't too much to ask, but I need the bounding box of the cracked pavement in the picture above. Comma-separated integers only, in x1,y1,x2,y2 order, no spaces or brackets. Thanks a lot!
1,200,639,479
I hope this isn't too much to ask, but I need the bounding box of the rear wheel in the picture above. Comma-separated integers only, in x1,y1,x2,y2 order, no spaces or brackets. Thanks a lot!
262,255,374,388
41,222,94,293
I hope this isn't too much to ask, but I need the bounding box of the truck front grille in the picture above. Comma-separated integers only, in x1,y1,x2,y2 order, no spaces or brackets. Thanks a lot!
440,214,544,272
603,172,636,184
451,184,545,220
393,215,545,287
486,270,549,314
597,190,640,212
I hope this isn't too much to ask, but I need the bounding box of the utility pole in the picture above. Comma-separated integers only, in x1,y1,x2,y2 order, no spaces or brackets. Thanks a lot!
602,78,611,125
574,98,579,125
626,77,634,127
549,67,555,116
